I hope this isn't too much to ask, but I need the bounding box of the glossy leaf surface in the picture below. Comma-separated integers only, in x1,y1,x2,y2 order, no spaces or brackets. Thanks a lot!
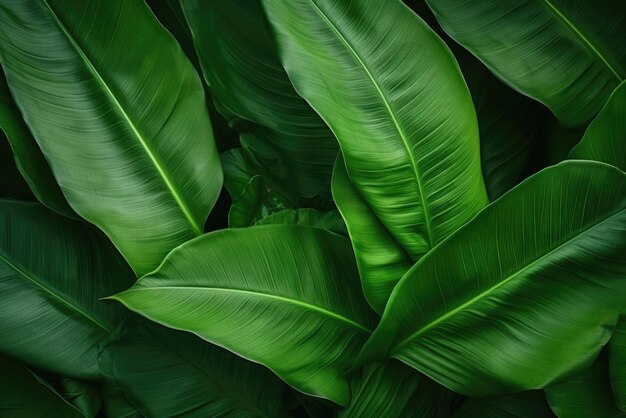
570,81,626,171
425,0,626,125
111,225,376,405
361,161,626,396
181,0,338,198
0,200,134,378
101,319,288,418
0,0,222,275
264,0,487,311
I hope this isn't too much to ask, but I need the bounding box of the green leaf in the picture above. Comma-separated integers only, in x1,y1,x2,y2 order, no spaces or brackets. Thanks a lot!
229,175,290,228
101,383,143,418
339,361,438,418
110,225,376,406
461,53,549,201
332,154,413,314
0,0,222,275
570,81,626,171
0,132,33,200
610,317,626,412
100,318,288,418
263,0,488,312
0,66,73,216
425,0,626,126
545,351,625,418
0,353,83,418
257,208,347,237
0,200,134,379
59,379,102,418
181,0,338,199
360,161,626,396
453,391,555,418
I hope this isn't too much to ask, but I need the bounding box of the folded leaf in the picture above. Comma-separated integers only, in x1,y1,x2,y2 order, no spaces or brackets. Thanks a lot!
100,318,288,418
0,0,222,275
181,0,338,198
59,379,102,418
453,391,555,418
110,225,376,405
264,0,487,312
570,81,626,171
425,0,626,125
0,200,134,379
545,351,625,418
0,354,83,418
339,361,438,418
360,161,626,396
0,66,73,216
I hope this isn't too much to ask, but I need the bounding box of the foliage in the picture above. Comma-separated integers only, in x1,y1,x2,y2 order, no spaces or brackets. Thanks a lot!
0,0,624,417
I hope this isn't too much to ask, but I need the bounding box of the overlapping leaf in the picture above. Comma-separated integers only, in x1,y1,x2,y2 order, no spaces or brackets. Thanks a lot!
0,0,222,275
453,391,555,418
425,0,626,125
0,200,134,378
360,161,626,396
263,0,488,313
110,225,376,405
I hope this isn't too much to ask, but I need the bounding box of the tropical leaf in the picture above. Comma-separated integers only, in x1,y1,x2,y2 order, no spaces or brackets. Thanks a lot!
59,379,102,418
229,175,290,228
0,353,83,418
110,225,376,405
339,361,438,418
101,383,143,418
452,391,555,418
181,0,338,199
545,351,625,418
263,0,488,311
0,0,222,275
570,81,626,171
610,317,626,412
257,208,347,236
425,0,626,126
0,200,134,379
360,161,626,396
100,318,288,418
0,66,73,216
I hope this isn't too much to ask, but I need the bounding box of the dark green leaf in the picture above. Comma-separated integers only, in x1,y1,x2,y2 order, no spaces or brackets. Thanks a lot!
453,391,555,418
257,208,347,237
610,317,626,412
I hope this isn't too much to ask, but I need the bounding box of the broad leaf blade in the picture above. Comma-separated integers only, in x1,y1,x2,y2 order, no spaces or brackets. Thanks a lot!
100,318,288,418
181,0,338,199
0,354,83,418
111,225,376,406
0,200,134,379
570,81,626,171
361,161,626,396
0,66,72,216
263,0,488,310
0,0,222,275
425,0,626,125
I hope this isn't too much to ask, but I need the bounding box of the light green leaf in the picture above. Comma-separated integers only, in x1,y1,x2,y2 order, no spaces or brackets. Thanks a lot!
545,352,625,418
570,81,626,171
257,208,347,237
339,361,438,418
0,354,83,418
0,66,73,216
425,0,626,126
0,200,134,379
0,0,222,275
110,225,376,406
100,318,288,418
181,0,338,199
453,391,555,418
610,317,626,412
263,0,488,312
360,161,626,396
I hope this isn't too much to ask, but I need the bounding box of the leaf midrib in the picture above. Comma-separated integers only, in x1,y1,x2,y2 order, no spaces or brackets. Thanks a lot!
395,207,625,349
0,252,110,333
304,0,434,248
41,0,202,235
542,0,623,82
117,285,372,333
